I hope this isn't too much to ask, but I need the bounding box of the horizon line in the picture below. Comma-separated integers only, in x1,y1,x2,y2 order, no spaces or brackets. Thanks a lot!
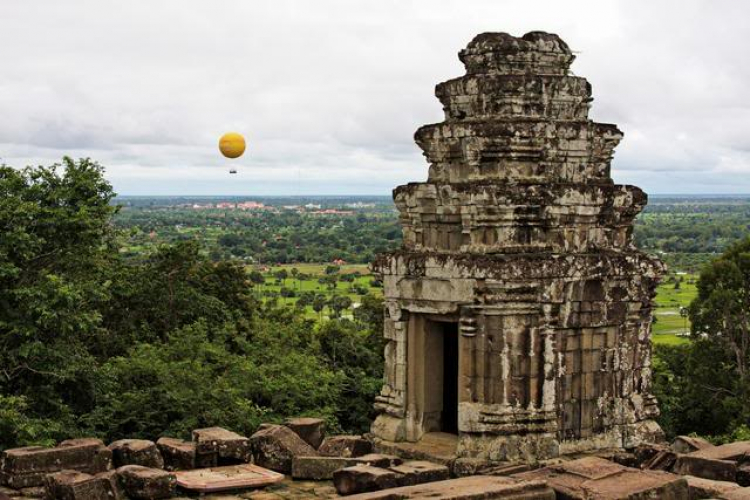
113,193,750,198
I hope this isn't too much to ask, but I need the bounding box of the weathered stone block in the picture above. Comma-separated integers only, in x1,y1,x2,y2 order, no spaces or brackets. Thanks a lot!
44,471,104,500
333,465,401,496
738,463,750,487
1,439,111,489
18,486,44,498
725,487,750,499
319,436,373,458
292,453,403,481
357,454,403,468
484,463,532,476
192,427,250,467
95,470,126,500
674,455,738,482
108,440,164,469
642,449,679,471
155,438,195,471
689,440,750,462
451,458,496,477
291,456,361,480
515,456,688,500
44,470,124,500
609,451,639,468
116,465,175,500
284,418,326,449
683,475,741,500
342,475,555,499
672,435,714,454
633,442,668,468
389,461,450,486
0,486,20,498
291,454,404,480
249,425,318,474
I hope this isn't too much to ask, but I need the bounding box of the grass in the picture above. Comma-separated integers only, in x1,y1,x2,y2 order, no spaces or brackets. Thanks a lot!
249,263,381,320
651,273,697,346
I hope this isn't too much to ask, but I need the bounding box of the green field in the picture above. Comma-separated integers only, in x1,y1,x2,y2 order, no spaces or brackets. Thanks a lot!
251,263,380,320
651,273,696,345
253,264,697,346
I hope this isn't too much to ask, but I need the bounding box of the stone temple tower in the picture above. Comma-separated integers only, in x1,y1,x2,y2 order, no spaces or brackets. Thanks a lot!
371,31,664,462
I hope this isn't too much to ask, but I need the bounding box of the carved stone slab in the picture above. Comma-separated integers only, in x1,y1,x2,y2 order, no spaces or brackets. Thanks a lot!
173,464,283,493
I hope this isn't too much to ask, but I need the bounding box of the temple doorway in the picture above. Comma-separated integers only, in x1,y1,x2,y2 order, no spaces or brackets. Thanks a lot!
406,314,461,439
440,321,459,434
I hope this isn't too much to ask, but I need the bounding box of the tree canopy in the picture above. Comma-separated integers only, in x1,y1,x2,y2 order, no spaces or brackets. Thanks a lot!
654,237,750,440
0,158,385,450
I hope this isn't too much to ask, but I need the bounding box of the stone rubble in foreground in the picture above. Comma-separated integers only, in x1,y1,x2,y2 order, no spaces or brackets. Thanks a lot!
3,419,750,499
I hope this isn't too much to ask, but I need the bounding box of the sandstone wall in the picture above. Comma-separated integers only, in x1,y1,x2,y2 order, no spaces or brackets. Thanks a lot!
371,31,664,462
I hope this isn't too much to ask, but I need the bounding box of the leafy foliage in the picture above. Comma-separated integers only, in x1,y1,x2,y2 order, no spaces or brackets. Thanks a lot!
0,159,385,450
653,238,750,440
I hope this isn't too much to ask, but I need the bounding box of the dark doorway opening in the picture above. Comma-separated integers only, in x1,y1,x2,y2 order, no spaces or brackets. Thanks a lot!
441,322,459,434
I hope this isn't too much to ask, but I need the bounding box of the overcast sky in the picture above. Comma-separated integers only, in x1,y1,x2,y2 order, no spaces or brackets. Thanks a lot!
1,1,748,195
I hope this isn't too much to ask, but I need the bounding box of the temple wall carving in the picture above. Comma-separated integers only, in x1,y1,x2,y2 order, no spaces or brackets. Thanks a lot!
371,31,664,461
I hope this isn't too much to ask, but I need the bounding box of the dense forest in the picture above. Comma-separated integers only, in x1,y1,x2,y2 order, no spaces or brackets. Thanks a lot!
1,159,750,451
0,159,384,450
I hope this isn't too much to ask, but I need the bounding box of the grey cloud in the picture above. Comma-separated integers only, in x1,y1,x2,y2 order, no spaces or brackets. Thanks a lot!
0,0,748,194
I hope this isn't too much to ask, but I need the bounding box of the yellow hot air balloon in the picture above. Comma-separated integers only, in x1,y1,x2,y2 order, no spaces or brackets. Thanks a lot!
219,132,246,159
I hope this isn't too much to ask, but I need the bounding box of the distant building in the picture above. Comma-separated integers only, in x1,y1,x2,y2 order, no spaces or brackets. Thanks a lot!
309,209,355,216
236,201,265,210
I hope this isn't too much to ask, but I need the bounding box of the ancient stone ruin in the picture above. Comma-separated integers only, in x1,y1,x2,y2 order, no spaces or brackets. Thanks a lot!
371,31,665,462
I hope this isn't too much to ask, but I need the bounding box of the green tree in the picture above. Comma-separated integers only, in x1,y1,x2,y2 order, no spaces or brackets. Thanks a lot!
329,295,353,319
274,269,288,286
296,291,315,308
0,157,389,450
689,238,750,417
325,265,340,275
312,294,327,320
291,267,300,290
653,238,750,440
249,270,265,295
317,319,383,433
0,158,117,441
